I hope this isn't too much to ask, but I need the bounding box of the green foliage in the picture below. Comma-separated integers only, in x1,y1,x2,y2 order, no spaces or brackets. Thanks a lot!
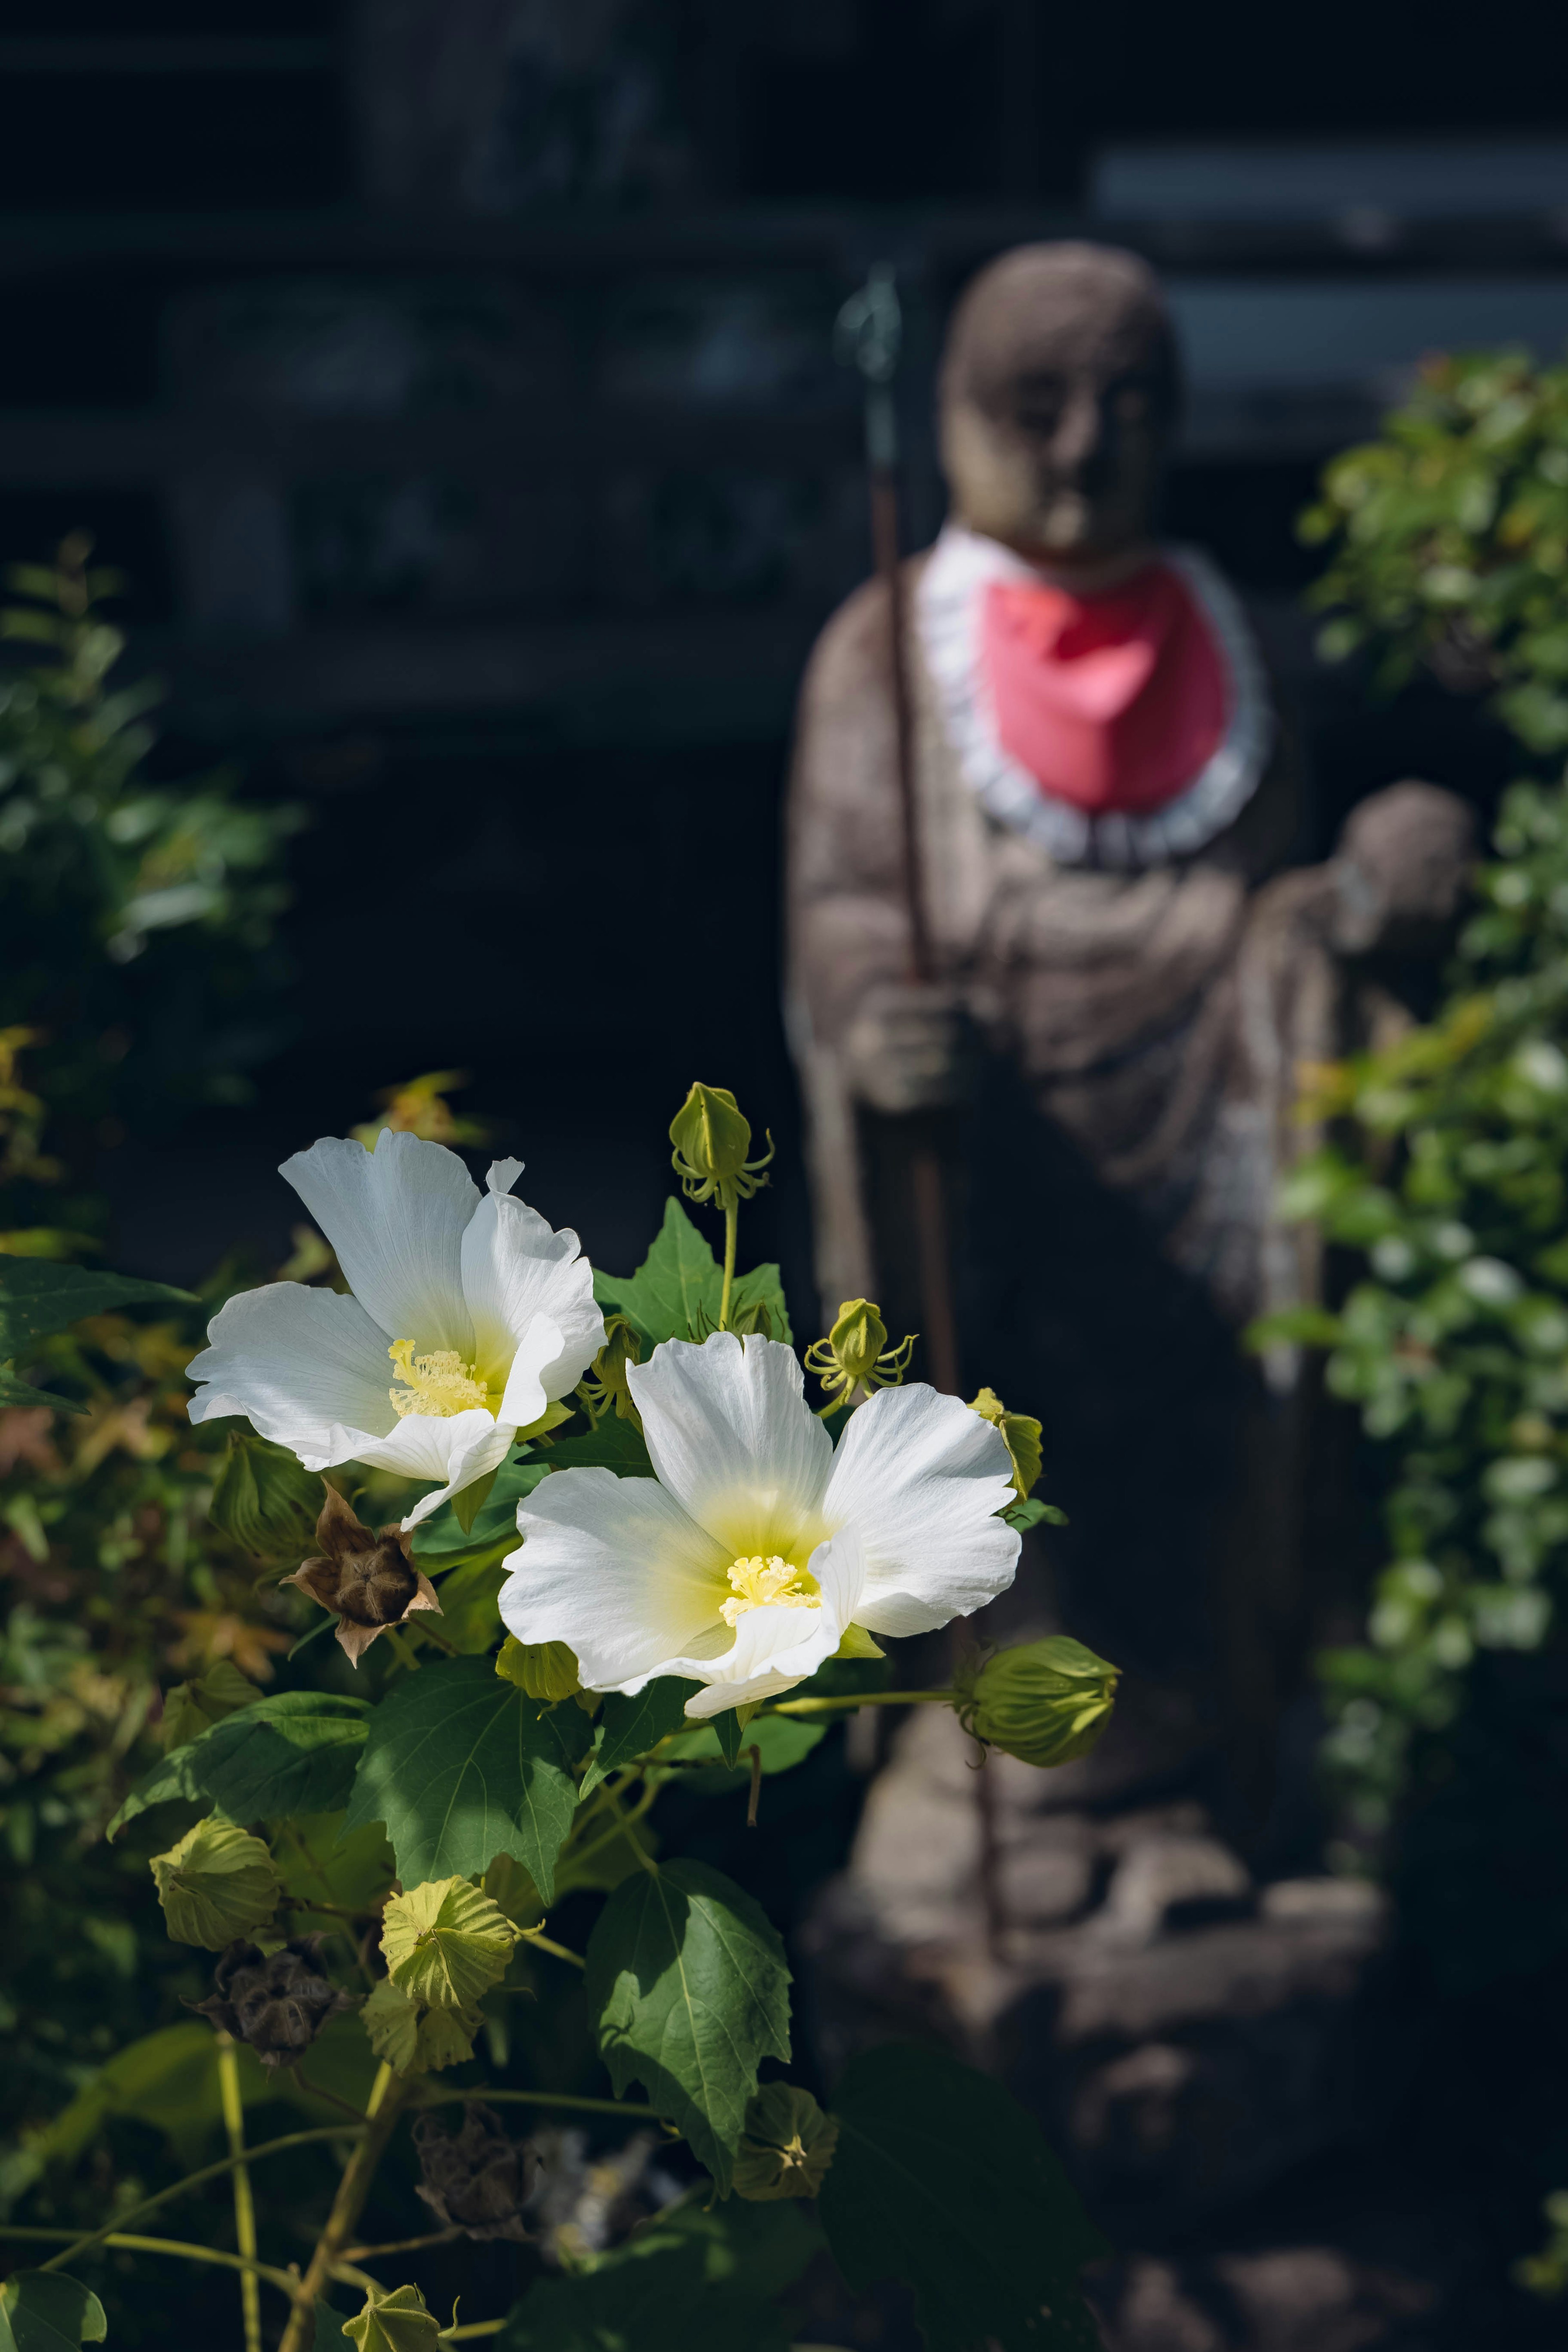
108,1690,372,1836
343,1655,590,1899
578,1678,695,1798
0,1262,193,1410
0,2272,107,2352
585,1858,791,2192
1258,775,1568,1841
1303,348,1568,752
592,1197,792,1348
817,2043,1109,2352
498,2196,816,2351
1516,2189,1568,2297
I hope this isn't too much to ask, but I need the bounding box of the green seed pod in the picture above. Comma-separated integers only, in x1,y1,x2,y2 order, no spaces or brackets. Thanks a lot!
360,1979,482,2076
668,1082,773,1212
150,1816,281,1949
344,2282,443,2352
208,1430,325,1561
804,1298,915,1408
495,1634,581,1704
579,1314,644,1429
968,1386,1044,1501
381,1878,520,2011
954,1637,1119,1769
732,2083,840,2201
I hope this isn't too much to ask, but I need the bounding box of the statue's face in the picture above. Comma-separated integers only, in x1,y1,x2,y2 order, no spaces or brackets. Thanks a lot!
940,262,1176,573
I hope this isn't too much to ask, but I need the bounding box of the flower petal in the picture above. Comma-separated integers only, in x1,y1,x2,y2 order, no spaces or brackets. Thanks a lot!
282,1131,478,1355
628,1333,832,1560
501,1469,730,1690
672,1524,863,1717
822,1383,1019,1636
459,1192,604,1407
356,1410,516,1530
187,1282,397,1453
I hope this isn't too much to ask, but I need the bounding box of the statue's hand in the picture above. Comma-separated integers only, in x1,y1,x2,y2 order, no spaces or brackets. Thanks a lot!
1331,781,1476,957
843,981,978,1114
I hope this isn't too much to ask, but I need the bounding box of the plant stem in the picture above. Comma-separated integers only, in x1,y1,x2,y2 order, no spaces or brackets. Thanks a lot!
719,1201,737,1331
37,2127,366,2274
383,1627,421,1672
413,2089,663,2120
762,1688,954,1716
518,1926,586,1970
216,2032,262,2352
343,2227,460,2261
606,1787,659,1878
745,1744,762,1829
0,2227,298,2296
276,2064,408,2352
445,2325,506,2342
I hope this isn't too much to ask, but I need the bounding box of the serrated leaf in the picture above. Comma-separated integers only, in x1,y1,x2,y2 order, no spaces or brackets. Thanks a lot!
817,2042,1109,2352
343,1656,590,1900
0,2272,107,2352
360,1979,481,2076
381,1877,519,2009
592,1199,792,1348
497,2194,815,2352
0,1257,193,1354
108,1690,371,1838
584,1859,791,2191
151,1815,280,1948
579,1677,696,1799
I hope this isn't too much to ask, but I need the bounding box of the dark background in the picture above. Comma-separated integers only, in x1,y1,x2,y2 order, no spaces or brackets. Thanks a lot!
4,0,1567,1307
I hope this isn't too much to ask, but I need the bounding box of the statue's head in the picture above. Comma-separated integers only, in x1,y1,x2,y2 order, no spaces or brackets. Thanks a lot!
939,242,1179,575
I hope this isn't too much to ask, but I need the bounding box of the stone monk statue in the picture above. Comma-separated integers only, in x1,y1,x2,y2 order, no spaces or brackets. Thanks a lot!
785,243,1474,1814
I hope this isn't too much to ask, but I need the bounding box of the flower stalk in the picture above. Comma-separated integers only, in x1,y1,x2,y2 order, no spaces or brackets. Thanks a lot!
276,2063,408,2352
215,2032,262,2352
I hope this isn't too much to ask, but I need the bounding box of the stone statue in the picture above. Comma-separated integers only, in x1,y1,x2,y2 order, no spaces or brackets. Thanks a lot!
786,245,1477,2342
786,241,1473,1806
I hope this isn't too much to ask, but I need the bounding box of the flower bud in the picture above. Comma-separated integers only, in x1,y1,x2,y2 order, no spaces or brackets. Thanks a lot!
189,1933,356,2067
732,2084,839,2201
578,1314,643,1430
281,1486,442,1666
495,1635,581,1704
414,2103,537,2241
381,1877,520,2011
668,1082,773,1212
344,2282,443,2352
209,1430,325,1561
804,1298,915,1409
151,1816,281,1949
954,1637,1119,1769
968,1386,1044,1501
361,1978,482,2076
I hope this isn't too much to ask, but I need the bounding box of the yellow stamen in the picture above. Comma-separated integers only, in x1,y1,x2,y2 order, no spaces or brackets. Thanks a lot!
720,1554,818,1627
388,1339,490,1419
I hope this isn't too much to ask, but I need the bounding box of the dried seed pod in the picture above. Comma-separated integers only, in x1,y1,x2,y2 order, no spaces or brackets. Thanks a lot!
281,1485,442,1666
413,2103,537,2241
189,1934,357,2068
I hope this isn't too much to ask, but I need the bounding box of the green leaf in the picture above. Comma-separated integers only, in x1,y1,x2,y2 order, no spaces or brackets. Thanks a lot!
0,1257,193,1352
314,2308,353,2351
343,1656,590,1901
0,1370,86,1414
151,1815,280,1948
0,2273,107,2352
659,1712,825,1792
541,1418,656,1476
413,1454,550,1562
592,1199,793,1348
425,1551,507,1653
579,1677,696,1799
1002,1497,1068,1532
497,2194,816,2351
712,1710,745,1767
453,1465,499,1537
584,1858,791,2191
209,1431,325,1559
817,2042,1109,2352
107,1690,372,1838
360,1979,481,2076
381,1876,519,2008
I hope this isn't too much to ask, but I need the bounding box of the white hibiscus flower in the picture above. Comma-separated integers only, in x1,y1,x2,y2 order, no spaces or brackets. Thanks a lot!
187,1131,604,1528
499,1331,1019,1717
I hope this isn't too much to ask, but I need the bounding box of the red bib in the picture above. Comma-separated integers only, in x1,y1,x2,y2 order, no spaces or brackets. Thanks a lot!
980,561,1228,817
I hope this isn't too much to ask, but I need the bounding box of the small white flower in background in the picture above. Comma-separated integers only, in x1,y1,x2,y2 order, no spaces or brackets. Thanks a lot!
499,1331,1018,1718
187,1131,604,1528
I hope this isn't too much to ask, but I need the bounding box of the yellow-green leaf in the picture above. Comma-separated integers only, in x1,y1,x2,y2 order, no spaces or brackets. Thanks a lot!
380,1878,519,2010
150,1816,280,1949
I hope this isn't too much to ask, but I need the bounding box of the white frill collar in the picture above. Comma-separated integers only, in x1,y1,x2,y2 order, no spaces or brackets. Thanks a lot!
914,523,1272,870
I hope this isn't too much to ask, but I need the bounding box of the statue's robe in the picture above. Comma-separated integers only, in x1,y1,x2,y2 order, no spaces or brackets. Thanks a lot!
786,528,1354,1808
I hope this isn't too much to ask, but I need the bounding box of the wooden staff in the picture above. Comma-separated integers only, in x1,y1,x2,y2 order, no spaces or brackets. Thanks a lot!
835,265,961,1397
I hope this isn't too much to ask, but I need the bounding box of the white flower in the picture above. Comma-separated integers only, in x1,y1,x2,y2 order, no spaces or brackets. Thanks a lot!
187,1131,604,1528
499,1332,1019,1717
